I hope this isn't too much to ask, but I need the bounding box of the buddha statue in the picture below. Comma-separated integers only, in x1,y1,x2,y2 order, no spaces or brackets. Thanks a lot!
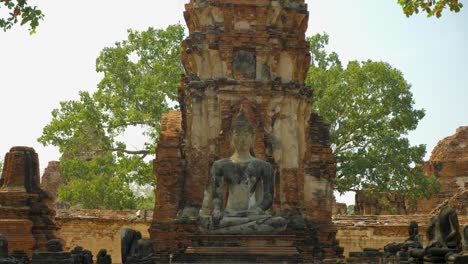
121,228,157,264
384,221,422,262
464,225,468,252
0,235,7,259
46,239,63,253
424,206,462,261
446,225,468,263
403,221,423,250
96,249,112,264
409,205,461,263
0,234,16,264
199,110,287,234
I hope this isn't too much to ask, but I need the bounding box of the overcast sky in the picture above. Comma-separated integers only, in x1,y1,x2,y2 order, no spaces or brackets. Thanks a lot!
0,1,466,205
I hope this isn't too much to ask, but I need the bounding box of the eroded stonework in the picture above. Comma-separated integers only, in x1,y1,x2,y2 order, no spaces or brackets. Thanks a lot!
0,147,61,257
352,127,467,216
414,127,468,214
40,161,64,199
150,0,341,262
355,191,407,215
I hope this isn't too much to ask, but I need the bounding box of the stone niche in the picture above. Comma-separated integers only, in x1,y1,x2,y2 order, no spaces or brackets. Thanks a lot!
412,126,468,214
150,0,343,263
0,147,61,257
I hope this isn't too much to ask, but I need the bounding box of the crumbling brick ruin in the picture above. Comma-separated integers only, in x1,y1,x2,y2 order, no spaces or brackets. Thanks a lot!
150,0,342,262
352,127,467,216
0,147,61,257
355,191,407,215
414,126,468,214
40,161,64,200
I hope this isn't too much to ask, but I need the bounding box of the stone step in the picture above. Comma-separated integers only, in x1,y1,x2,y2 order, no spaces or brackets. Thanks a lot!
176,246,302,263
185,246,299,255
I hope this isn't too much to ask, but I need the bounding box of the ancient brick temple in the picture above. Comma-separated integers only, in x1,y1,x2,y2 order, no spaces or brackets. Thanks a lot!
0,147,61,257
40,161,64,200
150,0,342,262
354,190,407,215
414,126,468,214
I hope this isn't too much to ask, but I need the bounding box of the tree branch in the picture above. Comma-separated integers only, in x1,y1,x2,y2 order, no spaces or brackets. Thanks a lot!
97,148,150,155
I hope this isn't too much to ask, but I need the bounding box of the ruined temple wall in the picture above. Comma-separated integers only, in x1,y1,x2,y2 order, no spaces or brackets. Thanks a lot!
178,89,333,219
40,161,64,199
57,210,153,263
151,0,339,259
0,147,61,257
414,127,468,214
176,0,334,224
334,215,468,257
355,191,407,215
54,210,468,260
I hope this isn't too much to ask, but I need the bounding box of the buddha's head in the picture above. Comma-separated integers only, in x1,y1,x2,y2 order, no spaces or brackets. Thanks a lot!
47,239,63,253
230,110,255,153
408,221,419,238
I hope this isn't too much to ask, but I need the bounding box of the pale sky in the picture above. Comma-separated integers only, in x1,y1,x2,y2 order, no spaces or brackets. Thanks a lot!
0,1,467,205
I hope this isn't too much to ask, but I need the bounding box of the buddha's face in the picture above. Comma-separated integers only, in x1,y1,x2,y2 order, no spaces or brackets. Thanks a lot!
231,127,254,153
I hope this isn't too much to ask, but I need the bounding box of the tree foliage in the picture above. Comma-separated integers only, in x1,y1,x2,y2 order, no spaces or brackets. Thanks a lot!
0,0,43,34
306,33,440,201
38,24,185,209
40,26,440,208
398,0,463,17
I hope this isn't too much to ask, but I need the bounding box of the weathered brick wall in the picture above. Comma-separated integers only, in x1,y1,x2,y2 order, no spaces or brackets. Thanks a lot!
351,127,467,216
0,147,60,257
56,209,153,263
414,126,467,213
355,191,407,215
150,1,340,261
40,161,64,199
55,210,468,261
334,215,468,257
332,201,347,215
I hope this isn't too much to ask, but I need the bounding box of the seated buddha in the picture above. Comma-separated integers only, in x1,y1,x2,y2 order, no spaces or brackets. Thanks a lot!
199,110,287,234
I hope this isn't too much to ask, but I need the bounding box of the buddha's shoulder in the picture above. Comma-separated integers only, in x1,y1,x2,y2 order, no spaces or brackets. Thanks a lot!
250,158,273,168
212,158,233,167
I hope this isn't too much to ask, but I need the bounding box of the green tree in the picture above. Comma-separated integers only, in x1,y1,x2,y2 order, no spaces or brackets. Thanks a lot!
0,0,43,34
306,33,440,202
398,0,463,17
38,24,185,209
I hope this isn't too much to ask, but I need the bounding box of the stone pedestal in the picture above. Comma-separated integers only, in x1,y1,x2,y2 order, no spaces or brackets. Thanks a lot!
31,252,73,264
447,255,468,264
0,259,16,264
347,249,383,264
176,234,301,263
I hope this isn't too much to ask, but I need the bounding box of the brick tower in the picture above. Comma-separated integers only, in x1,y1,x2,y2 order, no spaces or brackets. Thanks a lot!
150,1,343,262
